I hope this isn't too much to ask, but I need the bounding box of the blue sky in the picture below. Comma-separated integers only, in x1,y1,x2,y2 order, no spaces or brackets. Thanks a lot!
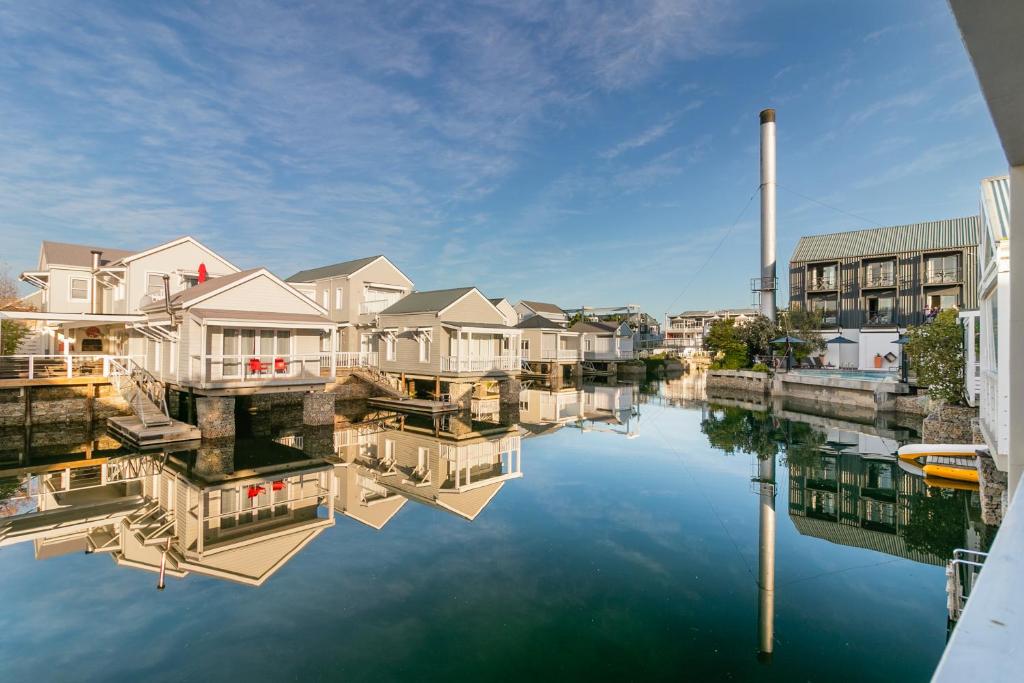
0,1,1004,317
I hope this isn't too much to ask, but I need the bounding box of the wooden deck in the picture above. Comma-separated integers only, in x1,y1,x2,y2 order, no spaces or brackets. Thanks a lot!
107,416,202,447
367,396,460,415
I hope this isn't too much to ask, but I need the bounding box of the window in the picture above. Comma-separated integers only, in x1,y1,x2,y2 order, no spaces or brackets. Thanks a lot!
146,273,166,298
926,254,960,284
808,263,838,290
864,260,895,287
808,295,838,326
223,328,240,377
520,339,530,352
70,277,89,301
385,335,396,361
322,289,329,309
865,292,896,325
418,335,430,362
335,287,344,309
181,274,199,288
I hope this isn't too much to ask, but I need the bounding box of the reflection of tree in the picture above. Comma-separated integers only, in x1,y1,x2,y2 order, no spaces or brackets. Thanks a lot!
780,423,828,469
0,477,27,516
903,489,967,559
701,406,782,460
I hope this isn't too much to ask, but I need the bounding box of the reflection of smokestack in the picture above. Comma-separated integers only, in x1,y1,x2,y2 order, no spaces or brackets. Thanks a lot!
757,453,777,662
90,250,102,314
759,109,777,323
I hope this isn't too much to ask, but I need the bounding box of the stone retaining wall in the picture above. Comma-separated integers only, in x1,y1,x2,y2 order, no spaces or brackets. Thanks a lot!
921,403,978,444
197,397,235,439
0,384,129,427
894,393,929,416
303,392,336,426
706,370,771,395
977,454,1008,526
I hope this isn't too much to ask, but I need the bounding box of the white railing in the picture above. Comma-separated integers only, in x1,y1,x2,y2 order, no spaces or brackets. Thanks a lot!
540,349,581,361
0,354,126,380
979,369,1007,454
192,354,324,383
336,351,379,367
964,360,981,407
359,299,394,315
440,355,520,373
471,397,500,418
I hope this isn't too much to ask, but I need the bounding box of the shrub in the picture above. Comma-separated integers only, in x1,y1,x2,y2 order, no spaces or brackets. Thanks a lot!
705,318,747,369
904,308,965,405
751,362,770,373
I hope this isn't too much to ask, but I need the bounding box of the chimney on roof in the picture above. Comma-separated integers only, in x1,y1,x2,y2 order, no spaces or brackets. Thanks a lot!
90,250,102,314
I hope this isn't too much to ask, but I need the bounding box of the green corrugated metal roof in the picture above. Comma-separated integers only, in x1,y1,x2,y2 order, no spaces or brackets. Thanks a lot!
379,287,476,314
981,176,1010,241
790,216,979,263
286,255,382,282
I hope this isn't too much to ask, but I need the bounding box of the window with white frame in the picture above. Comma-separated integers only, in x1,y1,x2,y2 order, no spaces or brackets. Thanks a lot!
520,339,530,352
335,287,344,309
385,334,396,361
418,333,430,362
146,273,166,298
322,289,329,309
70,277,89,301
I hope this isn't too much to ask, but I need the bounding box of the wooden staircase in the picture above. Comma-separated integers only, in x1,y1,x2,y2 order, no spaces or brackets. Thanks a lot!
107,359,201,446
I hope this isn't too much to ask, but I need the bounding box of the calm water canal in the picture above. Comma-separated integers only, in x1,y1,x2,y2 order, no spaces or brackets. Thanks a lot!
0,376,993,682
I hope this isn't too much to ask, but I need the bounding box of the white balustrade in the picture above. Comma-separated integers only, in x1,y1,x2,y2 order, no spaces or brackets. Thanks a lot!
440,355,520,373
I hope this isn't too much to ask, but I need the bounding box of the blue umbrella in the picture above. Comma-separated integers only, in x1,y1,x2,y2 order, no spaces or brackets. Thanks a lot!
771,335,806,345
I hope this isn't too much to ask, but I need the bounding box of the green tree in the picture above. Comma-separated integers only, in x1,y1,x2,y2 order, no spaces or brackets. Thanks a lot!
1,263,32,355
904,308,965,404
781,308,827,360
739,314,782,365
704,318,747,369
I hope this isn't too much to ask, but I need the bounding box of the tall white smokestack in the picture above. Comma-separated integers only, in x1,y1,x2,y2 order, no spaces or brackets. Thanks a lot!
756,453,776,661
759,109,777,322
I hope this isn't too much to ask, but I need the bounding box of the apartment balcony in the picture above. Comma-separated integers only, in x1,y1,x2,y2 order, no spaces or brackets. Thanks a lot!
924,268,962,285
864,310,897,327
191,353,327,389
440,355,520,373
862,272,897,289
806,276,838,292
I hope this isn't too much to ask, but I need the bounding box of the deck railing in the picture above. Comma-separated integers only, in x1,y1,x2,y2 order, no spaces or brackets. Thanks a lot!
192,354,324,383
979,369,1007,453
925,268,962,284
539,349,581,361
440,355,520,373
863,271,896,288
806,275,838,291
0,354,125,380
319,351,379,371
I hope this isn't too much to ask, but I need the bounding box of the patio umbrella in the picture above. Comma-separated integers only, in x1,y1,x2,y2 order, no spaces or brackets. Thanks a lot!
771,335,806,344
826,335,856,368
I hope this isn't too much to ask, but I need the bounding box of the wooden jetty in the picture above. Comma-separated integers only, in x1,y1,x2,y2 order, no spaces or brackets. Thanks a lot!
368,396,460,415
107,416,202,448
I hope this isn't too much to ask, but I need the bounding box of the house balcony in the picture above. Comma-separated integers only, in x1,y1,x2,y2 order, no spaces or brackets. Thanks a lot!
190,353,328,390
864,309,897,327
539,349,581,362
319,351,378,371
979,369,1008,465
583,348,634,361
924,268,962,285
862,272,897,289
359,299,394,315
440,355,520,373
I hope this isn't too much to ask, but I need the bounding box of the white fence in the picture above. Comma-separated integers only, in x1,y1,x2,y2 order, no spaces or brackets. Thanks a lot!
193,353,323,382
440,355,520,373
0,354,126,380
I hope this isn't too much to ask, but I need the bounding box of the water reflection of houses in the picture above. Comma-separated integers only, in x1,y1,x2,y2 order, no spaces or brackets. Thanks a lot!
0,439,336,586
332,414,522,525
576,383,639,438
787,430,964,566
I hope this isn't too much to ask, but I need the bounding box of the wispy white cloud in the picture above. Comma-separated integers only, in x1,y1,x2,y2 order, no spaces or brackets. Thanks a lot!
600,120,676,159
854,138,997,189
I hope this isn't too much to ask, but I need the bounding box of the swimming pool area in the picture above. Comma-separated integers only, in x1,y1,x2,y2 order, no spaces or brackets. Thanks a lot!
788,368,898,382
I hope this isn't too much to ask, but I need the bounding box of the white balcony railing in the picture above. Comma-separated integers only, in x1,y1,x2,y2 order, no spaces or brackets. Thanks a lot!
440,355,520,373
540,349,581,361
0,354,127,380
979,369,1008,455
359,299,394,315
192,354,323,383
964,360,980,407
335,352,379,368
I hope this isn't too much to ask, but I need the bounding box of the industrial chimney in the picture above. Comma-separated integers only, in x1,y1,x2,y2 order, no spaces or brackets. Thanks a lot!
759,109,777,322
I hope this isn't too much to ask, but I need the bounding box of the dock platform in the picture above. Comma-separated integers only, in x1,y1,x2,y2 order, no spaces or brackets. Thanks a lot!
368,396,460,415
107,416,202,447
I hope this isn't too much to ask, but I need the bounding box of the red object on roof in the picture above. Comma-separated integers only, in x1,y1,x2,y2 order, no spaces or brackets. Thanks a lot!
198,263,208,283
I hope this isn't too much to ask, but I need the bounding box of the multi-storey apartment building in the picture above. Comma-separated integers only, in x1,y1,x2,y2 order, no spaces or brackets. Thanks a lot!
663,308,757,356
789,217,979,370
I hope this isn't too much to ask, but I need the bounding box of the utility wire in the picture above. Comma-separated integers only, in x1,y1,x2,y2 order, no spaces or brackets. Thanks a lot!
776,183,878,229
663,184,761,317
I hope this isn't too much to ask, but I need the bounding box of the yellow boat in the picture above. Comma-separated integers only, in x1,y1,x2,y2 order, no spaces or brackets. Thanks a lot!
897,444,983,485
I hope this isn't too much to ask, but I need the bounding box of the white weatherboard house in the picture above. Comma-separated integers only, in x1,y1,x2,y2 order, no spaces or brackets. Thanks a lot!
514,300,569,327
489,298,518,327
11,236,239,356
570,321,634,361
375,287,521,395
976,175,1011,472
285,255,413,368
137,268,334,394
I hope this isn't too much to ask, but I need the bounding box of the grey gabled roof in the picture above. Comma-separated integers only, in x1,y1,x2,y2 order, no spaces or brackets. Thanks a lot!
155,268,262,308
516,315,564,330
379,287,475,315
41,241,135,268
791,216,979,263
285,255,382,283
519,300,565,316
